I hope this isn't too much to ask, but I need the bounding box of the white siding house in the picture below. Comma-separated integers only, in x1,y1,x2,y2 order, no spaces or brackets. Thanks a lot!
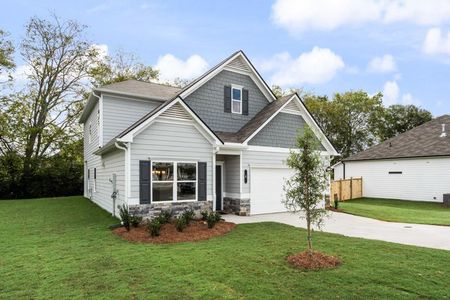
334,115,450,203
79,51,339,218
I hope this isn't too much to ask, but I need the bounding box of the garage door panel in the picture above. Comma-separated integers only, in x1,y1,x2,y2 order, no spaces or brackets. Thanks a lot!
250,167,294,215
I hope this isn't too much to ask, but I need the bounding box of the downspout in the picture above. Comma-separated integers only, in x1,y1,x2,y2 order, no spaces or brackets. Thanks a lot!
115,141,128,215
342,161,346,180
212,146,220,211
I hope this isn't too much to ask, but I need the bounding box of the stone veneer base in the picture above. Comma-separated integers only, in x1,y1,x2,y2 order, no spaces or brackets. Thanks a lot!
223,197,250,216
129,201,213,220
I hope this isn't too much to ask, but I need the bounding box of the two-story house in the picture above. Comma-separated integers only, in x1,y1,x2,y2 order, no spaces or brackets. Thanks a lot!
79,50,338,218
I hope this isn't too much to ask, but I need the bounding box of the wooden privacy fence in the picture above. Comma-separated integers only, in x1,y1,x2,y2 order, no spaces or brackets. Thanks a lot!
330,177,363,203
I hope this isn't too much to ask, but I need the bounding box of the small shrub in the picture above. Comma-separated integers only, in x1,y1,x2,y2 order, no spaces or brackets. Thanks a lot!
201,211,209,221
158,210,172,224
148,218,162,237
175,216,187,232
130,215,143,228
181,209,195,225
206,211,222,229
118,204,131,231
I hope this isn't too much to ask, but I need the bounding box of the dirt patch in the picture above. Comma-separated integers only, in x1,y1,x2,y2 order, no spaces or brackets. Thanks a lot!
326,206,343,213
287,251,342,270
113,220,236,244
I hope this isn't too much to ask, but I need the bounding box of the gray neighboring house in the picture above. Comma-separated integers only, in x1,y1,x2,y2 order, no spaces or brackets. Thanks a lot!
333,115,450,202
79,50,338,218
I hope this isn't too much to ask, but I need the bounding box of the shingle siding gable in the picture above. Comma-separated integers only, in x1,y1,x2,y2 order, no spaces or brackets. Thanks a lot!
184,70,270,132
248,112,326,150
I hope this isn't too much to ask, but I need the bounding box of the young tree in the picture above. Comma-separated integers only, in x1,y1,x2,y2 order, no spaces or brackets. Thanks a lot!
283,126,328,254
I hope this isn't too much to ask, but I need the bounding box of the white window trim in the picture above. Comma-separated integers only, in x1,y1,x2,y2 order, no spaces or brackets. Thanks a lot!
231,85,243,114
151,161,198,203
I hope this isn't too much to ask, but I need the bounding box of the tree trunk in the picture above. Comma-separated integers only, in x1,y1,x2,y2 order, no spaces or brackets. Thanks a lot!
306,211,313,255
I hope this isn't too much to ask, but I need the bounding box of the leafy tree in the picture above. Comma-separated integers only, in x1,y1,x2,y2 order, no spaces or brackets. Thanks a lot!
283,126,328,254
89,50,158,87
304,91,383,160
0,16,102,198
374,104,432,141
0,29,15,83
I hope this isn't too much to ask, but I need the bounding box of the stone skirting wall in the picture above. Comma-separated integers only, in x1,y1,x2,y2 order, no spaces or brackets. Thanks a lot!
223,197,250,216
129,201,213,220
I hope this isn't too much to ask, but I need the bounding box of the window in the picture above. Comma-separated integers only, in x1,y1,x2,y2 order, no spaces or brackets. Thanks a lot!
231,86,242,114
93,168,97,192
152,161,197,202
177,163,196,201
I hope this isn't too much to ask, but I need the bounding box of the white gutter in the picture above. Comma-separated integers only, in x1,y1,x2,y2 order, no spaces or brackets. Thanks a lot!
114,142,129,206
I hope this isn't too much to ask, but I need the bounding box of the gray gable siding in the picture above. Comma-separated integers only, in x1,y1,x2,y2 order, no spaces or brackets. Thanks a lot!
248,112,326,150
184,70,270,132
102,94,161,144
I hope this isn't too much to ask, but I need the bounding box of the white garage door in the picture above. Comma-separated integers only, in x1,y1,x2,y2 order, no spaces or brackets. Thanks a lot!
250,167,294,215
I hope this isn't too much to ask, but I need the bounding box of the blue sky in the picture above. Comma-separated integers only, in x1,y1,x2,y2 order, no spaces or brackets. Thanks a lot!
2,0,450,115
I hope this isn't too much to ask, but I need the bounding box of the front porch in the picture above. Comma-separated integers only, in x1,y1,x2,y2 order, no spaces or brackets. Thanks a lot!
215,153,250,215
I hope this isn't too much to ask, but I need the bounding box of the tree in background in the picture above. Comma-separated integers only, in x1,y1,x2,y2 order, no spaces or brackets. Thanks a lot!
0,15,159,199
283,126,328,254
374,104,432,141
0,29,15,84
304,91,384,160
272,84,302,99
89,50,158,87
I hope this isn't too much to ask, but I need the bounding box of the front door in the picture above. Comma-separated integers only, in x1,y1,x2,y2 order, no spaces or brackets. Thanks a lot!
215,165,222,211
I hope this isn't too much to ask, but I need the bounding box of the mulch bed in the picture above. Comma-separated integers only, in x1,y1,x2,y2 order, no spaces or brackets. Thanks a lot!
113,220,236,244
326,206,343,212
286,251,342,270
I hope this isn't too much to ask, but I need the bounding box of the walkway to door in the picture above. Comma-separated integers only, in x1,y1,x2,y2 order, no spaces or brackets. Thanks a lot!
223,211,450,251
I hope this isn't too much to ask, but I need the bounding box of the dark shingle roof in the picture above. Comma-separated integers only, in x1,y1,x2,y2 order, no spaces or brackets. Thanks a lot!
344,115,450,161
215,94,295,143
96,80,181,101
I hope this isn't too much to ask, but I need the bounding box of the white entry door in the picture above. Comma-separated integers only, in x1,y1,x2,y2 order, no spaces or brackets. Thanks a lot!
250,167,294,215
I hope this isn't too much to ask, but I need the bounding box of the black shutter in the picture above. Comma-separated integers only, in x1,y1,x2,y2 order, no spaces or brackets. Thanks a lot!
139,160,151,204
224,86,231,113
242,89,249,115
94,168,96,179
198,162,207,201
87,169,90,179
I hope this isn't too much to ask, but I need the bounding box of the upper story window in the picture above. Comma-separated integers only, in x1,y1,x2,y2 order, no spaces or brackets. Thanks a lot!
231,85,242,114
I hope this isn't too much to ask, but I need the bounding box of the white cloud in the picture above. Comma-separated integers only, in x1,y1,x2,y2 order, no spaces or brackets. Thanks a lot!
423,27,450,55
382,80,421,106
382,80,400,106
368,55,397,73
272,0,450,33
262,47,345,86
0,64,33,83
155,54,208,82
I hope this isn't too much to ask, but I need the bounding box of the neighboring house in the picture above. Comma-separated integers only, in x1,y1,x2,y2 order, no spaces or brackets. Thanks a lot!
333,115,450,202
79,50,338,218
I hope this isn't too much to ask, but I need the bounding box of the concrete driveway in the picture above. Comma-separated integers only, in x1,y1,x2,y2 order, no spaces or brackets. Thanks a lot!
223,211,450,251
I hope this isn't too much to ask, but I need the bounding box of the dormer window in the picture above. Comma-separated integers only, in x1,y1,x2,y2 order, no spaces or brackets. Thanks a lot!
231,85,242,114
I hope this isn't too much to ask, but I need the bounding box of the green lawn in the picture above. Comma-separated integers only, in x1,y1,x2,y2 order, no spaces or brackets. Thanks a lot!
0,197,449,299
339,198,450,226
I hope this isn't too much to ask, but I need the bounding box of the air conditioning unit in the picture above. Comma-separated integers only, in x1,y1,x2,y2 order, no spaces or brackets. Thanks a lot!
444,193,450,207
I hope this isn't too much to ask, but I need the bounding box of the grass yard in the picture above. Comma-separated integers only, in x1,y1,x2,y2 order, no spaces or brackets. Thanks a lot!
0,197,449,299
339,198,450,226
